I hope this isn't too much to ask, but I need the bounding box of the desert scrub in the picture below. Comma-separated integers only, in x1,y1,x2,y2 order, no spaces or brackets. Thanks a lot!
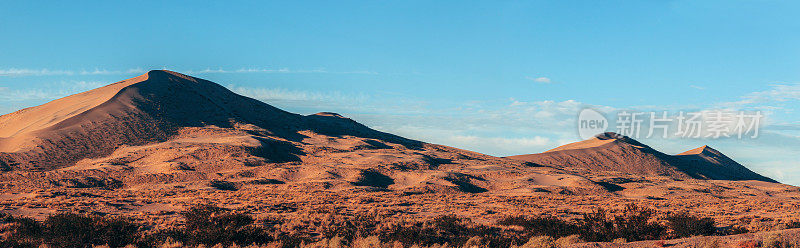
666,212,716,238
696,236,722,248
0,204,750,248
497,216,580,239
763,233,800,248
554,235,583,247
518,236,556,248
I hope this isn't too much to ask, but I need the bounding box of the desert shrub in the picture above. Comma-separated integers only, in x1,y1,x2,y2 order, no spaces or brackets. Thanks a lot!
612,204,665,241
41,212,139,247
9,216,42,239
666,212,716,238
43,213,95,247
497,216,580,239
576,204,665,242
575,208,615,242
139,228,188,247
382,215,511,247
178,204,273,246
720,225,750,236
787,221,800,229
0,214,42,248
94,216,141,247
320,214,380,243
0,204,746,248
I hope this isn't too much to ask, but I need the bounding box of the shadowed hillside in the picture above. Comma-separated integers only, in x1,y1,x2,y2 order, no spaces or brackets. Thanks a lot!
508,132,776,183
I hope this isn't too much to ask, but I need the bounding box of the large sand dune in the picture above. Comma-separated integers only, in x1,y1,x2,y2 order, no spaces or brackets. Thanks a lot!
0,71,796,235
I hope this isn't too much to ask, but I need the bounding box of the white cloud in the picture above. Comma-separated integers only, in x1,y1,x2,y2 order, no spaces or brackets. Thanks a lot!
0,68,75,77
378,124,560,156
690,85,705,90
0,67,379,77
525,76,552,83
79,68,146,75
721,83,800,108
184,67,379,75
228,82,604,156
0,81,106,102
230,85,345,102
0,68,148,77
742,83,800,103
227,85,393,116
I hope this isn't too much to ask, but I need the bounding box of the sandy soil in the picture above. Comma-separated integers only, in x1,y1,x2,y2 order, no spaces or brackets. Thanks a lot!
0,71,796,245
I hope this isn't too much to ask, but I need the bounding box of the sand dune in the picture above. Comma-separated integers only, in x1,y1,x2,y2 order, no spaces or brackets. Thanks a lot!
508,132,776,183
0,70,545,194
508,132,690,178
675,145,777,182
0,70,415,171
0,71,796,236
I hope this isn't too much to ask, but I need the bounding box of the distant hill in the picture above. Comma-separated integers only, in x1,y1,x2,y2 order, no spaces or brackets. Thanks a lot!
508,132,776,183
675,145,777,182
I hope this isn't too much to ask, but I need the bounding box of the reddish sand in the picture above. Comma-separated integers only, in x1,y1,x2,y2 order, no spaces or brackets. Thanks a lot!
0,71,796,245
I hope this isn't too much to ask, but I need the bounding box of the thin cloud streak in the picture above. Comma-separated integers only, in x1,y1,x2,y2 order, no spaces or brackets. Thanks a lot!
0,81,106,102
0,68,146,77
690,85,705,90
183,68,379,75
720,82,800,109
0,67,379,77
525,76,553,83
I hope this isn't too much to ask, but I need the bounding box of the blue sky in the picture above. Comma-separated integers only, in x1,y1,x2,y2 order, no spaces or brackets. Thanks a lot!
1,1,799,185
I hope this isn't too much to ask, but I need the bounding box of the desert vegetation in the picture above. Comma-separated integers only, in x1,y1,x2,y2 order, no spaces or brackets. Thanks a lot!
0,203,766,248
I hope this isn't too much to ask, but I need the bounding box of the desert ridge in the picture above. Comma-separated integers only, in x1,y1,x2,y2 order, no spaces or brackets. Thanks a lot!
507,132,776,183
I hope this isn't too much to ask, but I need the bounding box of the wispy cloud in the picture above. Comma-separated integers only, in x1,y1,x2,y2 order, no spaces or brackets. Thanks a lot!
0,68,146,77
690,85,705,90
714,82,800,117
79,68,146,75
183,67,379,75
0,81,106,102
0,69,76,77
1,67,379,77
739,83,800,104
229,85,360,103
525,76,553,83
228,83,601,155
